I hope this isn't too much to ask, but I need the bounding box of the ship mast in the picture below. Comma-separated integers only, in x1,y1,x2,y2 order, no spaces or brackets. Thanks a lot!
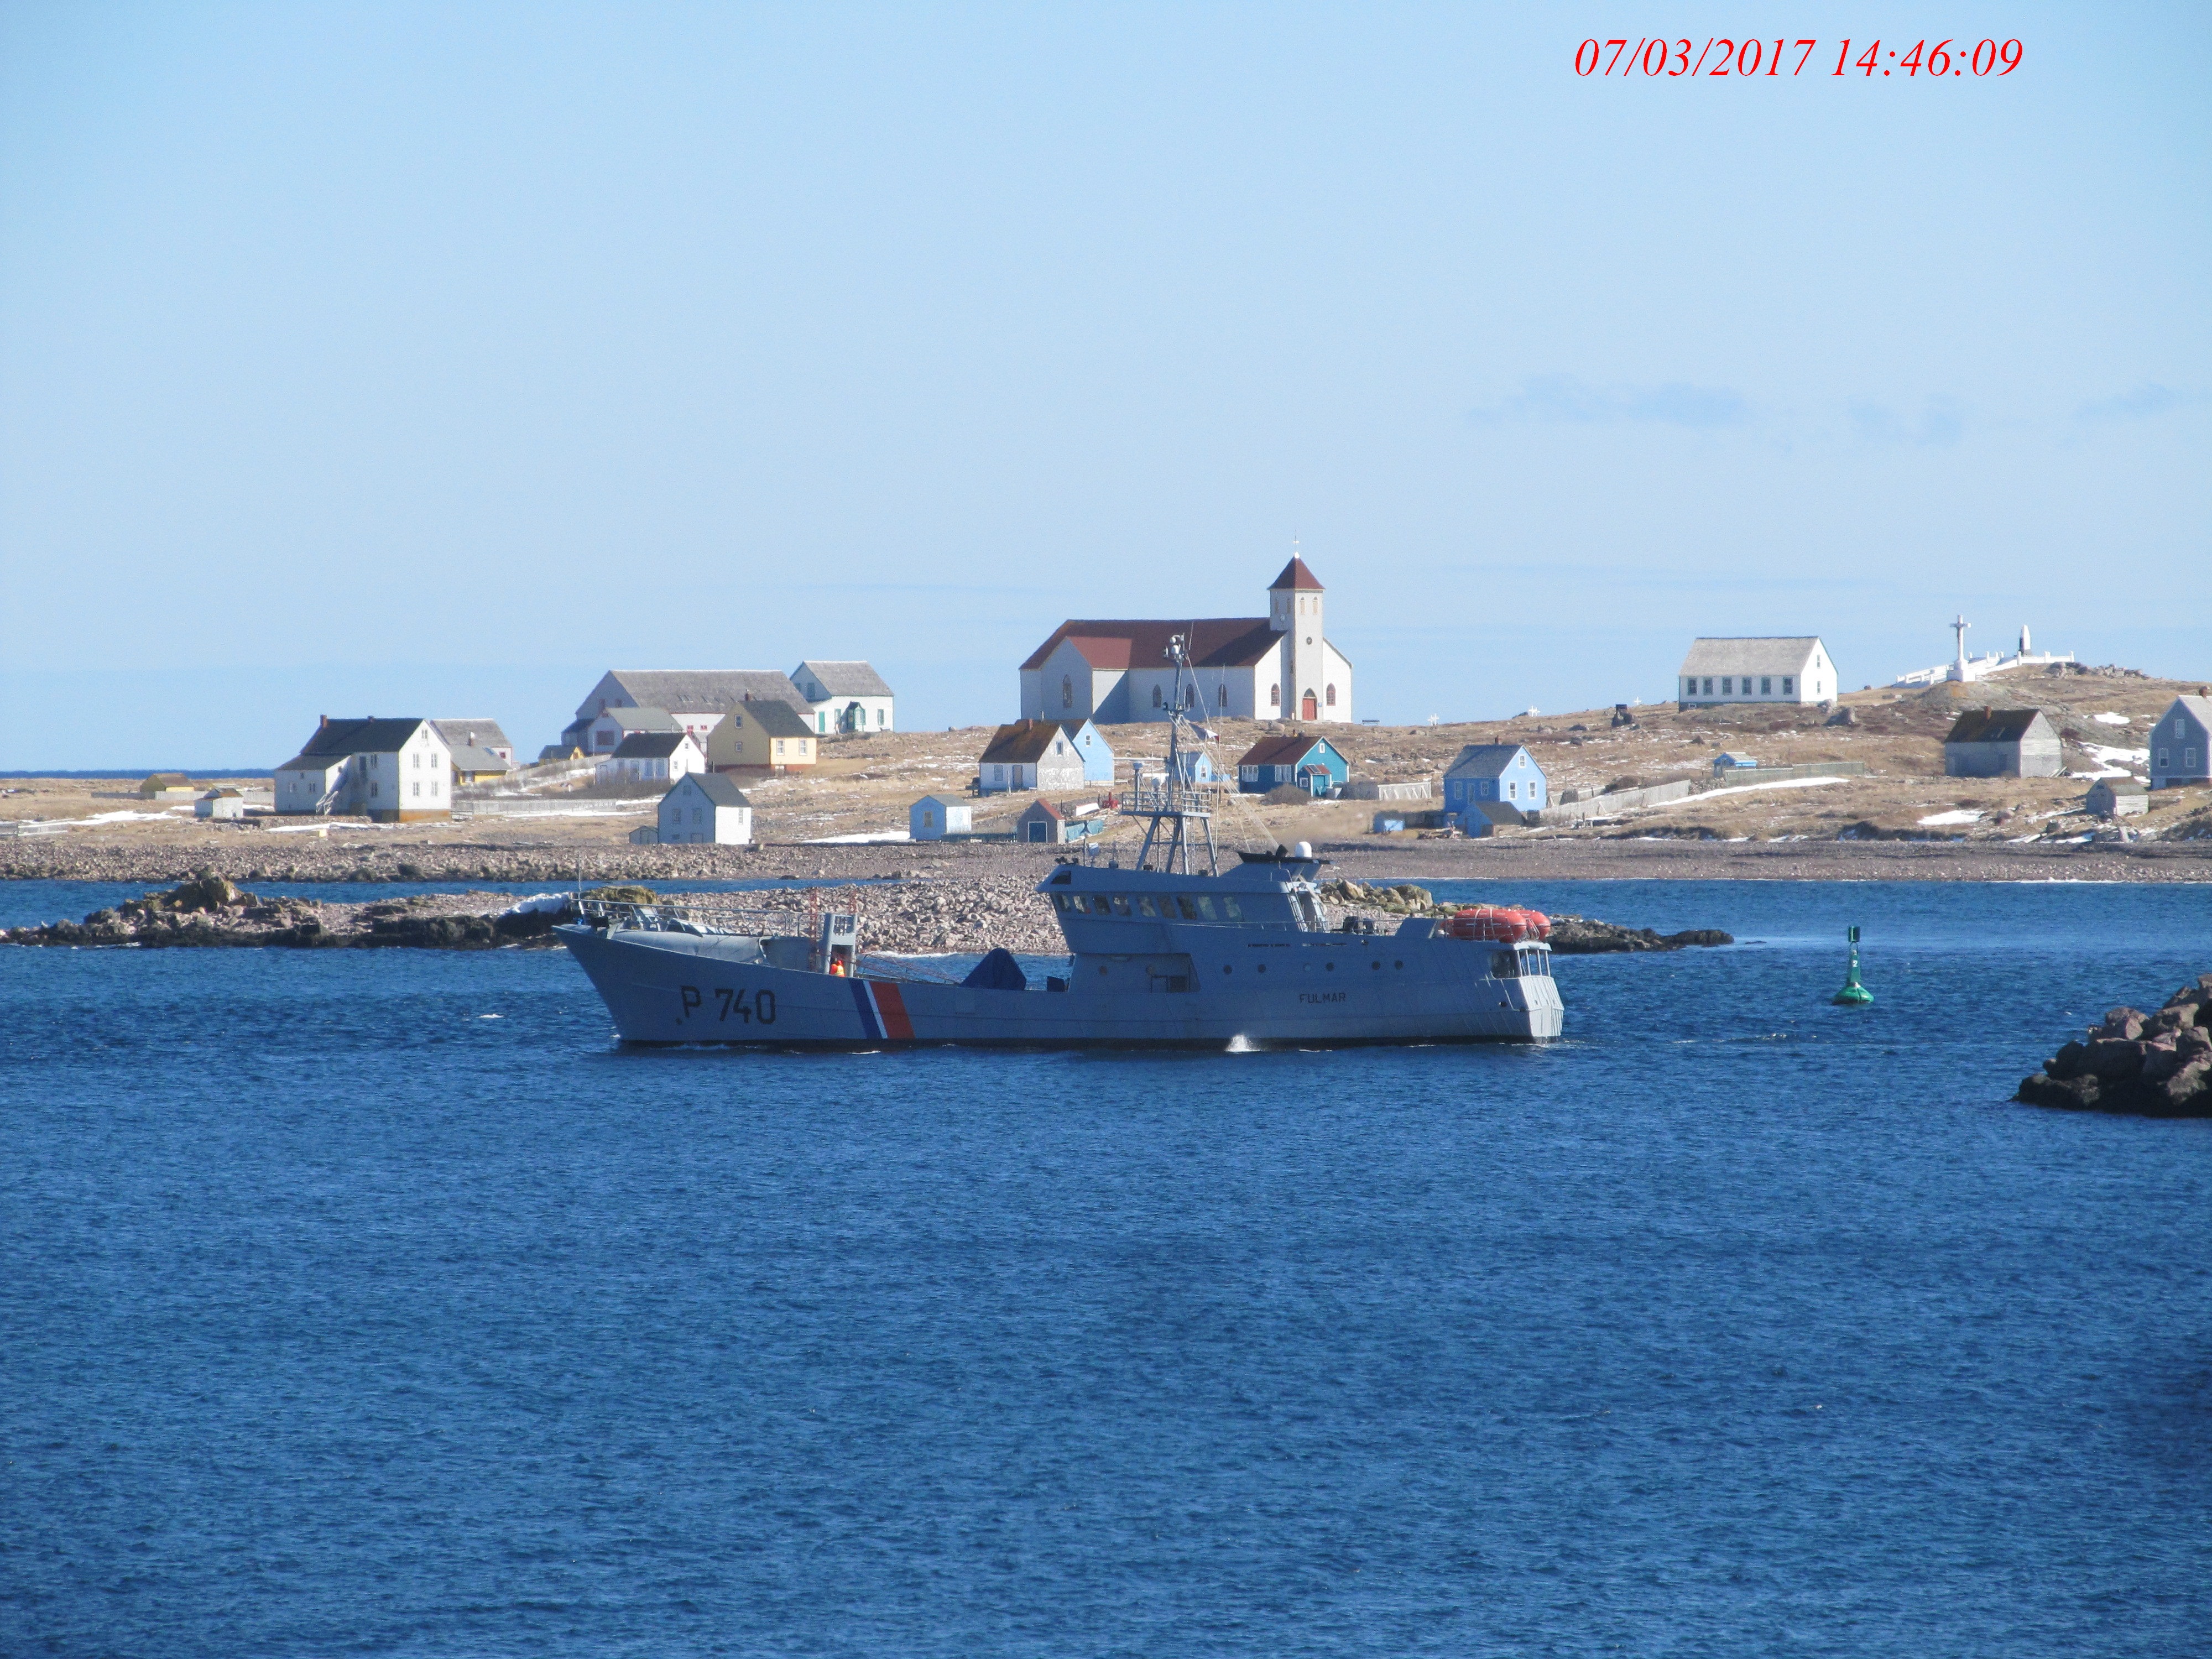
1123,633,1219,875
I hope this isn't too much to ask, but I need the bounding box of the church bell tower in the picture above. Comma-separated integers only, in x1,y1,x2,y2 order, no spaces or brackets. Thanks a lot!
1268,552,1326,721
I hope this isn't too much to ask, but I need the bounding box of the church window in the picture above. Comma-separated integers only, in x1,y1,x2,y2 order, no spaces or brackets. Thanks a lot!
1270,684,1280,707
1061,675,1072,709
1151,686,1162,708
1325,684,1336,707
1216,684,1227,708
1183,685,1194,708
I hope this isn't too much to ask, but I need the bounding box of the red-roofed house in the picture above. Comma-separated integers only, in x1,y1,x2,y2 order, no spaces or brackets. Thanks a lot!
1019,558,1353,724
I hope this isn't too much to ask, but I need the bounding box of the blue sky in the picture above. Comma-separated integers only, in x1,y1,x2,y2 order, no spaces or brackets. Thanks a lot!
3,2,2205,765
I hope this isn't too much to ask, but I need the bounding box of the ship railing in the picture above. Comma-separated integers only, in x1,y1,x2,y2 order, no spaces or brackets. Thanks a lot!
575,897,799,936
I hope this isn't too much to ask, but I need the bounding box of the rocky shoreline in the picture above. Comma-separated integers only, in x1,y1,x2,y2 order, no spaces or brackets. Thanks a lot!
2016,977,2212,1118
6,874,1734,959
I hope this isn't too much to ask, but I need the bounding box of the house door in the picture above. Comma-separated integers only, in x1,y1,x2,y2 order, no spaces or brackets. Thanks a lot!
1300,690,1317,720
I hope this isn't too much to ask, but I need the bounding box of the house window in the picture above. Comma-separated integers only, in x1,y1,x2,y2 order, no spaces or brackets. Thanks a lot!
2158,748,2169,769
1216,684,1228,708
1703,679,1713,695
369,781,378,798
411,781,420,797
1760,677,1771,695
877,709,886,727
1325,684,1336,706
1271,684,1281,707
1507,780,1517,799
1721,677,1733,695
2192,749,2201,771
1152,686,1163,708
1183,685,1194,708
1782,677,1793,695
1062,675,1073,708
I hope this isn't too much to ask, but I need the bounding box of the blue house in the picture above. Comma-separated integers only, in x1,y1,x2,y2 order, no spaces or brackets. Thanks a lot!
1235,734,1350,796
1168,749,1215,785
1058,719,1116,785
1442,743,1547,825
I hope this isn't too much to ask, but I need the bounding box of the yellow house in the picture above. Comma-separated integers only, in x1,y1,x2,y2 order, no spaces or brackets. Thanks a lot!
704,698,818,773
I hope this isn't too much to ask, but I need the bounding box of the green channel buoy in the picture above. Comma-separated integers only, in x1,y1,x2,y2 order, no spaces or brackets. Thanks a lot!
1833,925,1873,1006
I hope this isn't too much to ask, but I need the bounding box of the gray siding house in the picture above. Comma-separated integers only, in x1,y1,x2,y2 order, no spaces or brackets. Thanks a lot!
1942,707,2062,778
2149,696,2212,789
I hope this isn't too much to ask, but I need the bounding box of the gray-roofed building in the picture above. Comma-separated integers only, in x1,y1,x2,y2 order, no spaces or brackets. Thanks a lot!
655,771,753,844
1442,743,1548,822
582,705,682,754
792,660,896,735
195,787,246,820
431,719,513,763
564,669,808,750
702,696,819,771
595,729,707,787
1943,707,2062,778
2087,778,2148,818
2149,696,2212,789
1678,638,1837,707
448,745,512,784
274,716,451,820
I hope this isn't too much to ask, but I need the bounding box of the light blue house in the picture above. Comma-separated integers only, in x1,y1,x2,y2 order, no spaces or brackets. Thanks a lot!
1058,719,1116,785
1442,743,1547,826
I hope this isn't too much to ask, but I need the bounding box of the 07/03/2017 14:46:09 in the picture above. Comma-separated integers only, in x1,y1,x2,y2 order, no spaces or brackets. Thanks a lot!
1573,38,2023,79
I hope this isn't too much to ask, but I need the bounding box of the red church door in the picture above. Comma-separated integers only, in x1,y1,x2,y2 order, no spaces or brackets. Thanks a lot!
1300,690,1317,720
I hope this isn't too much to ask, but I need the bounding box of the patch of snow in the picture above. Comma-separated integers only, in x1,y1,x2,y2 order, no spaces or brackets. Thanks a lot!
498,893,573,916
2094,712,2131,726
804,830,913,844
1917,809,1985,826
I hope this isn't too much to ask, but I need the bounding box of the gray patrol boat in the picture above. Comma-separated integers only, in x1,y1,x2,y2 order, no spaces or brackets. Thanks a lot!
556,640,1562,1049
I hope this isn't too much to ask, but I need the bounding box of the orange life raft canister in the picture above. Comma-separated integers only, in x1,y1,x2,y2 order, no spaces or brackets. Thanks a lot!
1442,905,1552,943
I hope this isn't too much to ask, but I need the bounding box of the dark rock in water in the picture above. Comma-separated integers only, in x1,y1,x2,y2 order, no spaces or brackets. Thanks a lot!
2017,978,2212,1118
1546,916,1734,954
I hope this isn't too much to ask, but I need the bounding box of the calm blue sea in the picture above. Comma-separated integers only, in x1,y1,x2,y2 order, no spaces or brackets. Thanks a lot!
3,879,2208,1657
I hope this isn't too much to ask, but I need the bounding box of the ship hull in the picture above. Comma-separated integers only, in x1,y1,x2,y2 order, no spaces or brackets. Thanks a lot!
557,924,1564,1047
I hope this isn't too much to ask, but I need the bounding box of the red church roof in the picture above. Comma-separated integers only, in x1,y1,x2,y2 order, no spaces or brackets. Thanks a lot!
1269,557,1324,591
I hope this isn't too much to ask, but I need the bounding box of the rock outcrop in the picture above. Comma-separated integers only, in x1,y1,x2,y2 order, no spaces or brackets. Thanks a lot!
1317,880,1731,953
2016,978,2212,1117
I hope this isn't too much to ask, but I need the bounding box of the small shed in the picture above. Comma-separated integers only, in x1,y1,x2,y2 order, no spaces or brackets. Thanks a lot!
1712,752,1759,776
194,788,246,820
448,745,512,785
1943,707,2062,778
1441,743,1548,821
656,771,753,844
139,773,194,800
1168,749,1215,786
1059,719,1116,784
1464,800,1527,837
1236,734,1350,796
909,794,974,840
1016,797,1067,843
2086,778,2148,819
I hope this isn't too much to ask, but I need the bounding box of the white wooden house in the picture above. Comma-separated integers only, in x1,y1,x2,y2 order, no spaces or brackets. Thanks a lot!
1678,638,1837,707
596,731,706,786
977,720,1087,794
562,669,808,752
274,717,452,821
792,661,896,734
655,772,753,844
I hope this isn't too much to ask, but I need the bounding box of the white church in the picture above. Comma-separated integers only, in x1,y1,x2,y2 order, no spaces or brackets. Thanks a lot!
1019,557,1354,724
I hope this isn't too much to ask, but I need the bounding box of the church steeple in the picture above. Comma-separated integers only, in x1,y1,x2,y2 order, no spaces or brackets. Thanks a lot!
1267,546,1328,721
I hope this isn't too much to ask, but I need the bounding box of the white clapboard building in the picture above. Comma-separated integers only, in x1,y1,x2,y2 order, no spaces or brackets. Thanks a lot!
1677,638,1838,707
274,717,452,821
653,771,754,844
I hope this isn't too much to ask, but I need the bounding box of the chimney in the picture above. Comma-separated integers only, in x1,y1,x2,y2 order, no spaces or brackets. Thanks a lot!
319,715,328,730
